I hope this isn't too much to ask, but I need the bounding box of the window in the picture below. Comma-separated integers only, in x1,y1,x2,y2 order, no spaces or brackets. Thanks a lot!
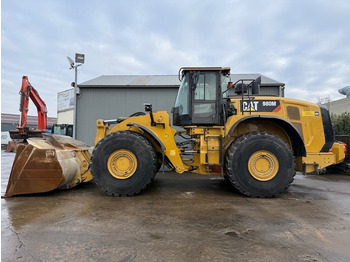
194,73,216,100
192,72,218,122
174,75,189,115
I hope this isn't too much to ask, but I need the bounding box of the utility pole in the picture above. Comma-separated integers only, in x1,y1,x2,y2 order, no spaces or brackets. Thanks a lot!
67,53,85,139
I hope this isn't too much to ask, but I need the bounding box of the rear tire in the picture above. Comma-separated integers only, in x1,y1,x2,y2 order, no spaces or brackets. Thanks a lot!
225,132,295,197
91,131,157,196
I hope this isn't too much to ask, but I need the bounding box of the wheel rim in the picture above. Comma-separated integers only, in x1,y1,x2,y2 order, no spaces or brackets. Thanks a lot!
107,149,137,179
248,150,279,181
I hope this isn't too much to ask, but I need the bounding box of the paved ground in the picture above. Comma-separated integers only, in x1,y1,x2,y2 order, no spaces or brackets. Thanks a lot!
1,150,350,262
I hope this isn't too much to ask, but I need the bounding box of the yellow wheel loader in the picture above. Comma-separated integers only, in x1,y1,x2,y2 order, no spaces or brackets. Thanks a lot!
4,67,347,198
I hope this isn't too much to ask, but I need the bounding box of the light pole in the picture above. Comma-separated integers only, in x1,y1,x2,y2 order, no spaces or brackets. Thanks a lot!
67,53,85,139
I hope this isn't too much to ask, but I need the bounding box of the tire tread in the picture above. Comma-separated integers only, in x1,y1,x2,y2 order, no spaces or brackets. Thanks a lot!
91,131,157,197
225,131,296,198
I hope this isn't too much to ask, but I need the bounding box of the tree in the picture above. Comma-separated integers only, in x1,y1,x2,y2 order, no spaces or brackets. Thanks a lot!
331,112,350,135
317,94,332,106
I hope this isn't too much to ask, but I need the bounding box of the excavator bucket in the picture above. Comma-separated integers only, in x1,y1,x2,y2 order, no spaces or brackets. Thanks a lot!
3,134,93,197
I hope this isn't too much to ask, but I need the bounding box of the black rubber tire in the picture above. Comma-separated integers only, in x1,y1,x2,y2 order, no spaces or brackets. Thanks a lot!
90,131,157,196
225,132,295,198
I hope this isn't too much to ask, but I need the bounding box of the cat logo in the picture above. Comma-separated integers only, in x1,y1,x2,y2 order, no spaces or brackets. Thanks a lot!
242,101,259,111
241,100,281,112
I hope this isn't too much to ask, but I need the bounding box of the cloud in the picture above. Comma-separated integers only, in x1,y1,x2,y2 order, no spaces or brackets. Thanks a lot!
2,0,350,117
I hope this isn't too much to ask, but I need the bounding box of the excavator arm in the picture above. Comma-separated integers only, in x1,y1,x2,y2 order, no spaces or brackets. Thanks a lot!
10,76,48,139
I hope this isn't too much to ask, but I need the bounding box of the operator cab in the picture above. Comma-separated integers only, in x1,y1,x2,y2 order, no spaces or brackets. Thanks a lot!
172,67,231,126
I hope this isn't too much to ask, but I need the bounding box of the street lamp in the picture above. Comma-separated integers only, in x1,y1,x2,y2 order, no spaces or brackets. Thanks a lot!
67,53,85,139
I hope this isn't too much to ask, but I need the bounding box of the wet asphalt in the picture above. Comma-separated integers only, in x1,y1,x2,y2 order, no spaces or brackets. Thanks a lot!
1,150,350,262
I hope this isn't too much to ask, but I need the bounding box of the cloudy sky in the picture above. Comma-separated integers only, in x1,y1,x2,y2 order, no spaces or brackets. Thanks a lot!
2,0,350,117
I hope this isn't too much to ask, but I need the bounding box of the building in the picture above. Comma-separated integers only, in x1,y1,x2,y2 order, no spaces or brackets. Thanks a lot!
73,74,284,145
327,97,350,116
1,113,57,132
1,113,57,146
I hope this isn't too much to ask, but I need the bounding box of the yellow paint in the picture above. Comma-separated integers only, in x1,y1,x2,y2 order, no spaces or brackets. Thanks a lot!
95,119,109,145
248,150,279,181
302,111,316,116
106,111,188,174
330,143,346,163
302,149,345,174
107,149,137,179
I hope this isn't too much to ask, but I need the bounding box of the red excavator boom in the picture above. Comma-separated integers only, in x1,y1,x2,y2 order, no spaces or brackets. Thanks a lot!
9,76,48,139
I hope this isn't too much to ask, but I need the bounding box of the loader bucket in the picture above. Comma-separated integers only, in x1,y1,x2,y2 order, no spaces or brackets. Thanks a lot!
3,134,93,197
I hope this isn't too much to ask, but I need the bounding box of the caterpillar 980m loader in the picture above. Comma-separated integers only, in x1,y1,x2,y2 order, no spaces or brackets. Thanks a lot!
4,67,347,198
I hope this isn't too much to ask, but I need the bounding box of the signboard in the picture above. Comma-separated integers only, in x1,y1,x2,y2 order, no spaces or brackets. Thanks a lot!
57,89,74,111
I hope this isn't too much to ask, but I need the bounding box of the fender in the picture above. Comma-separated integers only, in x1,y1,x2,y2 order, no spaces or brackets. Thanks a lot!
126,122,166,151
125,122,188,173
226,115,306,157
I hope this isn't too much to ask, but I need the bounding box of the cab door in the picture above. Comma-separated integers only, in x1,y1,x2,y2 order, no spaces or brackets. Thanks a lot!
191,71,220,125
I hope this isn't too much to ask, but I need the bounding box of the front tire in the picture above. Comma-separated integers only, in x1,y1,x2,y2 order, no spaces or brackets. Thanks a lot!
225,132,295,197
91,131,157,196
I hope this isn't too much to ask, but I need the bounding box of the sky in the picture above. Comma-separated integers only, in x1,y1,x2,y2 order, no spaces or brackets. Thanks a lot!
1,0,350,117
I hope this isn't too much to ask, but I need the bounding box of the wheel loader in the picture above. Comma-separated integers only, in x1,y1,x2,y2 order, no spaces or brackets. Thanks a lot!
4,67,347,198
